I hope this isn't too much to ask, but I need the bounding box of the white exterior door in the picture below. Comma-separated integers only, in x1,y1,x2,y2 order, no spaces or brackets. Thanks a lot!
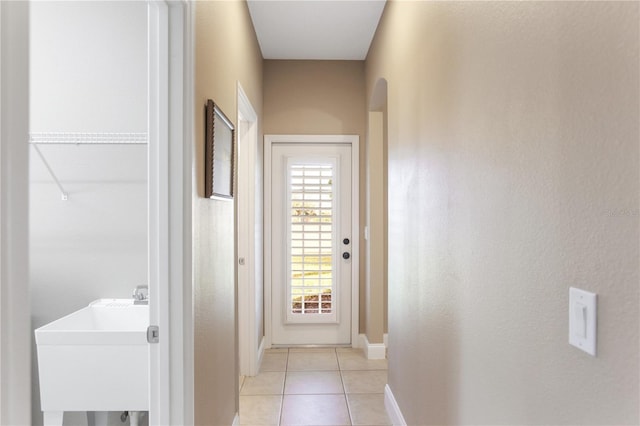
270,142,354,346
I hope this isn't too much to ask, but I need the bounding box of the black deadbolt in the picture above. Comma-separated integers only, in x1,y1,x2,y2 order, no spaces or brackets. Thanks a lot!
343,238,350,245
342,252,350,260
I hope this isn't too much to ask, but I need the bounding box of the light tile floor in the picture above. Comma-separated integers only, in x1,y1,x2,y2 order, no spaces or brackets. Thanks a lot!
239,348,391,426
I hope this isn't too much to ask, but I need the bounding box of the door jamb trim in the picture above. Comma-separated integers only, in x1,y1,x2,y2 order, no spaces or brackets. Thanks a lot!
237,82,262,376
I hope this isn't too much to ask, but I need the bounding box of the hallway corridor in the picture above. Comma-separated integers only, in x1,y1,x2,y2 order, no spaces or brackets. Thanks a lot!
239,348,390,425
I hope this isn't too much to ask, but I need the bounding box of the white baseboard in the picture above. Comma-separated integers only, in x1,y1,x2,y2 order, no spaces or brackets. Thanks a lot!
358,333,386,359
384,333,388,347
384,384,407,426
367,342,386,359
357,333,366,349
232,412,240,426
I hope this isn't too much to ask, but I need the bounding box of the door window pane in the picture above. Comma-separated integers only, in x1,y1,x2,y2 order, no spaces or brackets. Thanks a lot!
289,164,334,315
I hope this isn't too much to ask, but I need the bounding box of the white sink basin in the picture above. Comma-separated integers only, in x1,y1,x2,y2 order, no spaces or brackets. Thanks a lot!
36,298,148,345
35,299,149,422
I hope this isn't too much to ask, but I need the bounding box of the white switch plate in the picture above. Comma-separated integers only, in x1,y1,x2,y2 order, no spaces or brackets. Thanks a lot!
569,287,597,356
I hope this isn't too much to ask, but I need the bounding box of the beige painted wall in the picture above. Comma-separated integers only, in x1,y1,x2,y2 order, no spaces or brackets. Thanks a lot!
263,60,370,335
194,1,262,424
366,1,638,424
366,111,386,343
369,80,389,336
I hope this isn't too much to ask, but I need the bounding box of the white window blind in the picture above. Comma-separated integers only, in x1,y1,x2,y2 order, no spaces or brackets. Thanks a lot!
289,164,334,315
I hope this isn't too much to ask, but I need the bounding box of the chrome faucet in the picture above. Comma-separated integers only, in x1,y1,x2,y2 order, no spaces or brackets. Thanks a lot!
133,285,149,305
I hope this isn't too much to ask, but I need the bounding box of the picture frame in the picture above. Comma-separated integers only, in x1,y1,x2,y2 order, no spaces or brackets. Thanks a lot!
205,99,235,199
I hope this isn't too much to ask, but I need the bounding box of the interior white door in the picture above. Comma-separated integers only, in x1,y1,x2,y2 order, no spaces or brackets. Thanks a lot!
271,143,353,346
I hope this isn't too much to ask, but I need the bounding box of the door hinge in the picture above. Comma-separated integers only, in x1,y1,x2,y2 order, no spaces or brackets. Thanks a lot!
147,325,159,343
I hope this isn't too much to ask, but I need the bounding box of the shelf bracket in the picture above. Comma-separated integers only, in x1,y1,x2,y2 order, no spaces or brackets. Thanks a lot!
32,144,68,201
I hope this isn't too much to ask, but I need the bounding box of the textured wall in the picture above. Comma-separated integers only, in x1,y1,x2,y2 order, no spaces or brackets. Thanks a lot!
194,1,263,424
30,1,147,133
366,1,639,424
263,60,369,335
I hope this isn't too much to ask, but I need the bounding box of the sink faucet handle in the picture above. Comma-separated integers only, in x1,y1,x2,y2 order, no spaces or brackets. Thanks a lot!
133,285,149,301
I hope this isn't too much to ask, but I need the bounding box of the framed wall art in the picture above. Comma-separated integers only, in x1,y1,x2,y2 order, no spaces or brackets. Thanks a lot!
205,99,235,199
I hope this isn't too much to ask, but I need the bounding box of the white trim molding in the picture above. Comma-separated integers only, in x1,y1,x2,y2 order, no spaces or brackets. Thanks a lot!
358,334,386,360
167,1,194,424
264,134,360,347
148,2,171,424
232,413,240,426
0,1,31,424
237,81,262,377
148,1,193,425
384,384,407,426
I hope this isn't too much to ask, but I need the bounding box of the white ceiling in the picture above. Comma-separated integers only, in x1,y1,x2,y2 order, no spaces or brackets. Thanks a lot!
247,0,386,60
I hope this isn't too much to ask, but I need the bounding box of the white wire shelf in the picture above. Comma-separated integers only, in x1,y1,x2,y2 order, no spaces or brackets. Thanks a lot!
30,132,148,200
29,132,148,145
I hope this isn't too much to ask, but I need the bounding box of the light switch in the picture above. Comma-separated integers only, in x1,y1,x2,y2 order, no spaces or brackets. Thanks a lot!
574,302,587,338
569,287,597,356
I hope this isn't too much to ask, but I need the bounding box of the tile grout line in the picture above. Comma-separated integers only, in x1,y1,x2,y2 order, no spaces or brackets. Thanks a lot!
278,349,289,426
253,347,387,425
337,348,356,426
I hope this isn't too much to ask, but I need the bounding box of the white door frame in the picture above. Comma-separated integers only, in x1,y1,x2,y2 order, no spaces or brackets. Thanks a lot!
148,1,193,424
237,83,264,376
0,2,194,424
0,2,30,424
264,134,360,348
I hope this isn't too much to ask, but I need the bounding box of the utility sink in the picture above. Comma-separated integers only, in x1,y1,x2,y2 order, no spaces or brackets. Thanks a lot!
35,299,149,425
